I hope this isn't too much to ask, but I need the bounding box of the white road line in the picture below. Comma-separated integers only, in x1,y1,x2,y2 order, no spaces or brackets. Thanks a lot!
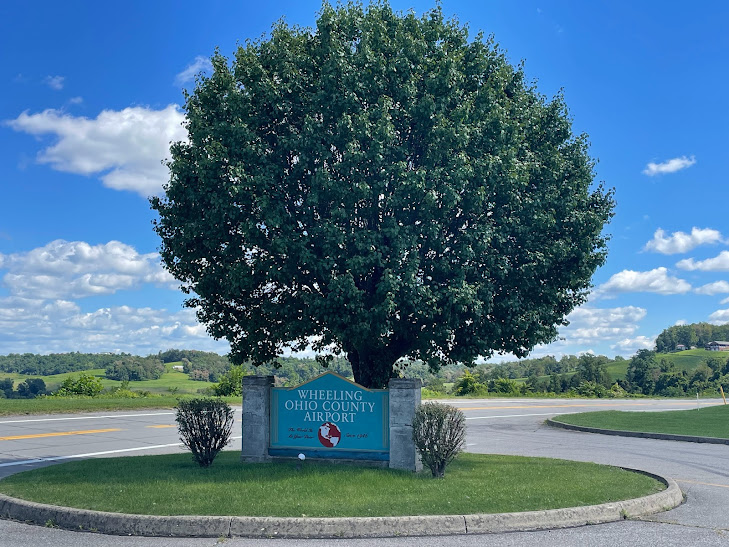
465,411,579,420
0,408,241,425
0,412,174,425
0,436,243,468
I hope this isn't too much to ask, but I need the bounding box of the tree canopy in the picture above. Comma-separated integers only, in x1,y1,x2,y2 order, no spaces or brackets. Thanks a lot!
151,2,614,388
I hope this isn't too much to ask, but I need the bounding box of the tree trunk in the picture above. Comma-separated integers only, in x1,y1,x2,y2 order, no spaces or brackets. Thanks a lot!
347,348,394,389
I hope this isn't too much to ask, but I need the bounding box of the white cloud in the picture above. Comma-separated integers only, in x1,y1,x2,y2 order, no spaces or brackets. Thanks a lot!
675,319,687,326
611,336,655,354
694,281,729,295
0,239,235,355
643,227,723,255
44,75,65,90
175,56,213,86
598,267,691,295
6,105,186,197
0,240,176,300
558,305,647,345
482,304,650,360
677,251,729,272
69,96,83,104
709,309,729,325
0,298,229,355
642,155,696,176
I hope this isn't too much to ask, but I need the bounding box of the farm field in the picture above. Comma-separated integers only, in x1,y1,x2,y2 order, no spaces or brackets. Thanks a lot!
657,349,727,371
0,363,211,395
605,349,724,380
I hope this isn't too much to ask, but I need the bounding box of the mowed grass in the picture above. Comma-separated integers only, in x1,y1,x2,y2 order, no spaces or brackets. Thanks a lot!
0,394,241,416
0,395,186,416
552,404,729,439
0,452,663,517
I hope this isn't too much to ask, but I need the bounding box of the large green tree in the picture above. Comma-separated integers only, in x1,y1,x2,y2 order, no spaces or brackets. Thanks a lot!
152,2,614,388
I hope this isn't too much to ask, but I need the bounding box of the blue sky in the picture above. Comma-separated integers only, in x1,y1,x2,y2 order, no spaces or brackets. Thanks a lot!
1,1,728,360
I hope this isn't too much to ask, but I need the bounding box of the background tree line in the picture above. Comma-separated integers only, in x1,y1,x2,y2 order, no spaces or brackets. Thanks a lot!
2,345,728,400
105,357,165,381
0,353,124,375
0,350,232,379
0,377,47,399
655,322,729,353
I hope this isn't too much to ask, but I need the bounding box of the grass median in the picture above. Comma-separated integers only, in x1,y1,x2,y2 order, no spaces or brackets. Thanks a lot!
552,404,729,439
0,452,663,517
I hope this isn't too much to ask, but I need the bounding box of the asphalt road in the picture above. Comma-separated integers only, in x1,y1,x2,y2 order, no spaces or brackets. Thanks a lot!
1,397,728,546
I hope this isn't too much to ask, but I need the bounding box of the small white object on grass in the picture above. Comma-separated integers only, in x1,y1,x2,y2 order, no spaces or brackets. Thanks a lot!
298,453,306,461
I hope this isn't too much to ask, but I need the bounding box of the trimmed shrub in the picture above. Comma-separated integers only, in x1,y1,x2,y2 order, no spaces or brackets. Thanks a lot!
176,398,234,467
412,402,466,478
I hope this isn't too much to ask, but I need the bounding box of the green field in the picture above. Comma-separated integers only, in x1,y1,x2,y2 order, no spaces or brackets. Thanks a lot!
0,363,211,395
656,349,726,372
0,361,243,415
604,361,629,382
0,452,663,517
552,404,729,439
599,349,723,383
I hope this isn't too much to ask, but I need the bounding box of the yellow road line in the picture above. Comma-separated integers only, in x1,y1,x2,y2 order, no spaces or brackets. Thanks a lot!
676,479,729,489
458,402,715,411
0,428,122,441
147,425,175,429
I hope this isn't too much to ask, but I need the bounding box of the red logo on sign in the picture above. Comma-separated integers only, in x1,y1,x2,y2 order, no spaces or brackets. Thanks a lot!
317,422,341,447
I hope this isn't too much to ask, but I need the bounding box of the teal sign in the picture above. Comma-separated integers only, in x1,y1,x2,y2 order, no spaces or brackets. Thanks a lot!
270,372,389,459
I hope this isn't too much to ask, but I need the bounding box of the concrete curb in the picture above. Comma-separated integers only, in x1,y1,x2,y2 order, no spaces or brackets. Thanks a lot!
547,419,729,445
0,470,682,538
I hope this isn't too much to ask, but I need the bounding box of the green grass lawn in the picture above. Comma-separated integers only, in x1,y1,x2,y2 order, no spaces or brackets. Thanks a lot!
0,452,663,517
0,395,185,416
552,404,729,438
0,394,240,416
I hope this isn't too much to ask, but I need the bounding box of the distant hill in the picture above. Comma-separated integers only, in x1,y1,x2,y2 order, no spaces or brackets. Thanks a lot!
655,322,729,353
654,349,725,372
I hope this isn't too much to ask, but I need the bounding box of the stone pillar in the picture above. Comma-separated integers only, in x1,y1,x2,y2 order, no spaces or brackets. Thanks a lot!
388,378,422,472
241,375,274,462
